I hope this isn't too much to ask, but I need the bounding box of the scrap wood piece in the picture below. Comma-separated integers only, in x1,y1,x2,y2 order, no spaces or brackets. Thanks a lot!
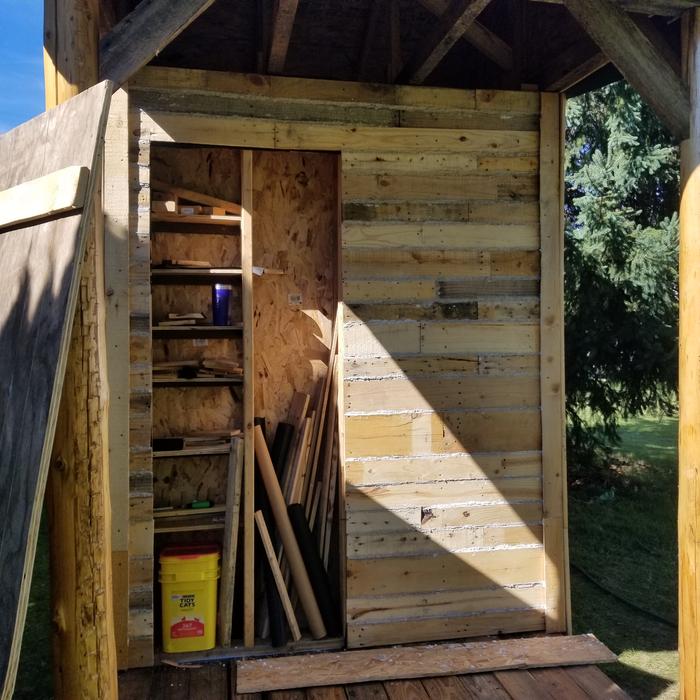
151,178,242,215
235,634,617,694
0,165,90,231
218,438,244,646
254,426,327,640
254,511,302,642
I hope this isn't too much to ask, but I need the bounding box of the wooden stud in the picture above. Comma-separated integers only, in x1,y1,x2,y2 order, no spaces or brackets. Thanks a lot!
400,0,494,85
99,0,217,87
539,92,570,634
680,10,700,700
254,511,302,641
241,150,255,648
219,438,245,646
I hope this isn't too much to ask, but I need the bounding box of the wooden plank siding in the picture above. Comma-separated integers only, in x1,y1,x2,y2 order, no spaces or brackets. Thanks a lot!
128,68,566,654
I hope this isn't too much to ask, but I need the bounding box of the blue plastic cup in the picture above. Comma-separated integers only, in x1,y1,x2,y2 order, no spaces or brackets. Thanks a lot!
212,284,232,326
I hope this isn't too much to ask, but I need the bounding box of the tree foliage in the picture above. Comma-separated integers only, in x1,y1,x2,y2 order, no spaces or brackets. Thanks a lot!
564,82,679,483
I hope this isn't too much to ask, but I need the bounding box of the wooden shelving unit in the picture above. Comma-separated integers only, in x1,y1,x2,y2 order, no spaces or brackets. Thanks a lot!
148,153,256,654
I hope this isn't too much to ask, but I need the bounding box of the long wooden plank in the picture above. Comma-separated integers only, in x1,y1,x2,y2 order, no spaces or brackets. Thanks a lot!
562,0,689,140
0,82,112,700
400,0,493,85
236,634,616,693
254,511,302,641
345,409,541,457
539,93,570,634
150,178,242,214
99,0,217,87
348,609,545,648
241,150,256,648
0,165,89,230
219,438,244,646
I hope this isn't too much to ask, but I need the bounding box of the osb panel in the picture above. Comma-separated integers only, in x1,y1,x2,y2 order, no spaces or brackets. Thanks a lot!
153,455,229,507
252,150,338,437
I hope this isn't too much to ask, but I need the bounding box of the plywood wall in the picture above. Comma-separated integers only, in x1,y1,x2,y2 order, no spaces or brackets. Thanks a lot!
131,68,568,656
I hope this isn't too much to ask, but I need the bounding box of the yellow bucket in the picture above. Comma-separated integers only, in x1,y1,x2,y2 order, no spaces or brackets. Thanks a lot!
159,544,220,653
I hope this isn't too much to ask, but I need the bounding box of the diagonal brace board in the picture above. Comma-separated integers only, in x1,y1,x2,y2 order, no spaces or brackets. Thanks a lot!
0,81,112,700
100,0,217,87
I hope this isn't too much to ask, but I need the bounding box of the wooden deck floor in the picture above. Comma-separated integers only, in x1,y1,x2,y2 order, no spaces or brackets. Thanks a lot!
120,662,630,699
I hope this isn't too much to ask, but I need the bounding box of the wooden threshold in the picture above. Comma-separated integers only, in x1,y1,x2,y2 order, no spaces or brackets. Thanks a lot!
235,634,616,694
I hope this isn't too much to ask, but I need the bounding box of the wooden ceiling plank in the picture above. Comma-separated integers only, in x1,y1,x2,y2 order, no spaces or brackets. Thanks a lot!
268,0,300,74
417,0,513,70
99,0,216,87
400,0,494,84
388,0,402,82
564,0,690,139
631,15,682,76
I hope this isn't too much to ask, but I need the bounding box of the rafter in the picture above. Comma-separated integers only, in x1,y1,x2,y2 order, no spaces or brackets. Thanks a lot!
563,0,689,139
99,0,216,86
542,41,609,92
417,0,512,70
268,0,300,74
400,0,494,84
358,0,386,81
388,0,402,82
533,0,697,17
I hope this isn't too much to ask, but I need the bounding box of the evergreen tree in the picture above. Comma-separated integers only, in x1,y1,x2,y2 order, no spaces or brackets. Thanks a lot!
564,82,679,484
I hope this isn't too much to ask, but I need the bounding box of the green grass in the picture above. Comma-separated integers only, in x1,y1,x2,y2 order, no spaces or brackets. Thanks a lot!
13,517,52,699
570,414,679,699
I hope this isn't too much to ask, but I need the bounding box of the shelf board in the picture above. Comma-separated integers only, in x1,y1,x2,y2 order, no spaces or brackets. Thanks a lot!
152,324,243,339
152,376,243,387
151,268,243,285
154,505,227,519
153,444,232,458
152,212,241,226
154,511,226,534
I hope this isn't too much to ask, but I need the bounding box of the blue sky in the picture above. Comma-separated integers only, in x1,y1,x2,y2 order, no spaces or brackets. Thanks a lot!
0,0,45,132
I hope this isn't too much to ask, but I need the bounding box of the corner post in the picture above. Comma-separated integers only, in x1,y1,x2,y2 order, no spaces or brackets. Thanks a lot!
680,9,700,699
44,0,118,696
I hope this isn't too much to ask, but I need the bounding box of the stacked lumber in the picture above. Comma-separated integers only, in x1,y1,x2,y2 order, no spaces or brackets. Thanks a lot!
246,317,341,645
152,358,242,379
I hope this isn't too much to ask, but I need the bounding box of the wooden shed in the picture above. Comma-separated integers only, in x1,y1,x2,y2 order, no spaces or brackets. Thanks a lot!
1,0,700,698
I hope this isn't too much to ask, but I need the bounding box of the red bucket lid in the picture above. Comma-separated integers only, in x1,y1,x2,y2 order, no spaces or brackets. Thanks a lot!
160,544,220,561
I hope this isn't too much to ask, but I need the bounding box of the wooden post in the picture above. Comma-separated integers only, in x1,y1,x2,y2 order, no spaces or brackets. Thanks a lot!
680,10,700,699
44,0,118,697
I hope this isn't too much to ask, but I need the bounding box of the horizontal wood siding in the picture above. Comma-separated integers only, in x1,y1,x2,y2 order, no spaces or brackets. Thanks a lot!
130,68,562,652
339,88,544,648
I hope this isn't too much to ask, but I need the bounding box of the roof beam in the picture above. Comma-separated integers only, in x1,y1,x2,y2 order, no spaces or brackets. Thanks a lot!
542,44,609,92
400,0,494,84
358,0,386,81
99,0,216,87
531,0,697,17
417,0,513,70
563,0,690,139
268,0,300,73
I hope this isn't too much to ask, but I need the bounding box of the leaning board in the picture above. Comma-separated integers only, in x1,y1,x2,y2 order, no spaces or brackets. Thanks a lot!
0,81,112,699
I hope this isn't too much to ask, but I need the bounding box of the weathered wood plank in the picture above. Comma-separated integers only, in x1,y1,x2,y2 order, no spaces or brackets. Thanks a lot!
345,409,542,457
268,0,299,73
344,375,540,412
0,82,112,700
349,609,545,648
236,634,616,693
100,0,217,87
346,450,542,485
